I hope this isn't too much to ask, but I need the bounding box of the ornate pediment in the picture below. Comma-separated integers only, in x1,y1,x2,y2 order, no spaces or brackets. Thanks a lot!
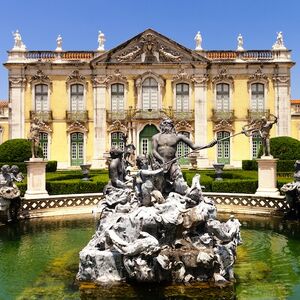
213,120,234,132
91,29,208,65
175,120,193,133
28,70,52,88
248,67,269,89
212,68,234,85
66,70,87,87
38,121,52,133
107,120,128,134
66,121,88,133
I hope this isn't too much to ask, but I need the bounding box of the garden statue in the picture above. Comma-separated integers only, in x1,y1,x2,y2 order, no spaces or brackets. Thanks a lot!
281,160,300,219
259,115,278,157
77,118,242,285
28,118,41,159
0,165,23,222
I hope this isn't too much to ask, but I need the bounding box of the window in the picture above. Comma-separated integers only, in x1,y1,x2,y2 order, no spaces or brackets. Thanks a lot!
177,131,190,165
142,78,158,110
176,83,189,111
252,131,262,159
39,132,49,159
35,84,48,111
251,83,264,111
217,131,230,164
111,84,124,111
216,83,230,111
111,132,125,150
70,84,84,111
70,132,84,166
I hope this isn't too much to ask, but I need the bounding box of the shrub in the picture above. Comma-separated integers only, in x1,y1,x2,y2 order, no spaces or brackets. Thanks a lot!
258,136,300,160
0,139,43,162
46,161,58,172
242,160,258,170
211,179,258,194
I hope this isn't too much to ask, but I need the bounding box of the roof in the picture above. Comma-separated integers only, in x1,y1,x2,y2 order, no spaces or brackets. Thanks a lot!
291,99,300,104
0,101,8,108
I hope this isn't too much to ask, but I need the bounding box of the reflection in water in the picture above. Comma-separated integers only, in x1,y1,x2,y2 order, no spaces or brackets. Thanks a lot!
0,214,300,299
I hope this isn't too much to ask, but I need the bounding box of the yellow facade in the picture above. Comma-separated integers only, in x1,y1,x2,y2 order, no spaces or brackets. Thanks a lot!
4,29,295,169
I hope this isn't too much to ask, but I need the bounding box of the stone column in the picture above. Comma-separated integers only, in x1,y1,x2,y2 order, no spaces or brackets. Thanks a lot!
9,77,26,139
193,76,209,168
273,75,291,136
255,157,280,196
24,158,49,199
92,77,107,169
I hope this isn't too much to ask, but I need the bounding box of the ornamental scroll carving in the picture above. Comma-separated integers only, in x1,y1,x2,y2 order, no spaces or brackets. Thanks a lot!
247,68,269,89
107,120,128,135
175,120,193,133
66,70,87,88
9,77,26,88
66,121,88,133
213,119,234,132
116,33,182,63
212,68,234,87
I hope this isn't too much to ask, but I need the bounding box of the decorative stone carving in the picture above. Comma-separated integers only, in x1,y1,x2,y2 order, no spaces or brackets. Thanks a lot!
66,70,86,85
135,71,165,88
11,30,26,51
172,68,192,84
107,120,128,134
55,35,63,52
191,74,209,85
248,68,269,89
158,45,181,62
213,119,234,132
9,77,26,88
194,31,203,50
29,70,52,88
77,119,241,285
66,121,88,133
272,75,290,85
175,120,193,133
272,31,287,50
97,31,106,51
212,68,234,87
117,46,142,62
237,34,244,51
38,121,52,133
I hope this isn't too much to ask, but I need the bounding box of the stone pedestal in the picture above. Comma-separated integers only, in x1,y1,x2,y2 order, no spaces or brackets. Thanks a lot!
256,157,280,196
24,158,49,199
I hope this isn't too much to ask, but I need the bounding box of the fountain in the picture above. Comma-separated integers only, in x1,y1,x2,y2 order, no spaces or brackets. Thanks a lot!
77,119,242,284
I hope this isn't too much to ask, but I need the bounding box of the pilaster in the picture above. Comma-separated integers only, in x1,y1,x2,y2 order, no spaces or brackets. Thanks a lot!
9,77,26,139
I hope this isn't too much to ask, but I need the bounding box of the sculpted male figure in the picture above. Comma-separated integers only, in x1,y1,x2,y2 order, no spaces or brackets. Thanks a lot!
152,118,217,194
259,115,278,157
28,118,41,158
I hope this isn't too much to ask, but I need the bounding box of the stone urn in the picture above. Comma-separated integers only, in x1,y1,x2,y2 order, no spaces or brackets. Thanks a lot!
212,163,225,181
80,164,92,181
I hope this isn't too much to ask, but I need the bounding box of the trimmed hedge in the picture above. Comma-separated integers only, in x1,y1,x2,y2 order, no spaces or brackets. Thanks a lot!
242,159,296,172
258,136,300,160
211,179,258,194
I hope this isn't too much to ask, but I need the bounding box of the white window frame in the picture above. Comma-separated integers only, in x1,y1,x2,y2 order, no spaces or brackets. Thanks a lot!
33,83,50,111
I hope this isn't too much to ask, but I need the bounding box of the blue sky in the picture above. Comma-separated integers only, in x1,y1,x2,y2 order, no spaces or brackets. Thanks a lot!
0,0,299,99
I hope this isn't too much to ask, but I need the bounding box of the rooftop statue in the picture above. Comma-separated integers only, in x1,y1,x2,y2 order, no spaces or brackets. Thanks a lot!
194,31,202,50
77,118,242,285
272,31,287,50
12,30,26,51
97,30,106,51
237,33,244,51
55,34,63,52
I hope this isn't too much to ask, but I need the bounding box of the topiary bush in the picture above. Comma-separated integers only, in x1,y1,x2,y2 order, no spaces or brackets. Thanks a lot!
258,136,300,160
242,160,258,170
211,179,258,194
0,139,43,162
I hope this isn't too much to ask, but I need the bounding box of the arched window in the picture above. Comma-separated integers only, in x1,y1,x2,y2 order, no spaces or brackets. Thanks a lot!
251,83,264,111
111,83,124,111
216,83,230,111
70,132,84,166
139,125,159,155
111,132,125,150
217,131,230,164
251,131,262,159
39,132,49,159
142,78,158,110
35,84,48,111
70,84,84,111
177,131,190,165
176,83,189,111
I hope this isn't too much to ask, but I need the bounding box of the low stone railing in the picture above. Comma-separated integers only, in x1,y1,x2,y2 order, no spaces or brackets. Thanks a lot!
20,192,288,216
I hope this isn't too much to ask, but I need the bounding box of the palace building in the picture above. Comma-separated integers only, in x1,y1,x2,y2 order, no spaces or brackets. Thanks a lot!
4,29,295,169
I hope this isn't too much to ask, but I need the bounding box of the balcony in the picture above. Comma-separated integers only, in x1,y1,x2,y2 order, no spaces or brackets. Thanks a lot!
211,109,235,123
30,110,53,123
66,110,88,123
166,109,195,122
133,109,166,120
106,110,127,122
247,109,270,121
